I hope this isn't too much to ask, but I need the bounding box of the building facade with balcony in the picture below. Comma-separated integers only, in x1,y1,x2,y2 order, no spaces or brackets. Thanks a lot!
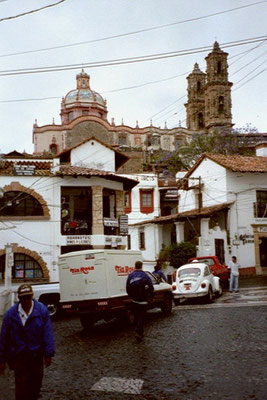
0,138,138,284
128,144,267,275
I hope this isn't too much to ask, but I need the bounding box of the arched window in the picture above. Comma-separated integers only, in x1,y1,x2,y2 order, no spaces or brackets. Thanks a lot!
197,81,201,93
217,61,222,74
50,143,57,155
119,135,126,145
218,96,224,113
152,135,160,146
0,253,43,280
69,111,74,121
0,191,43,216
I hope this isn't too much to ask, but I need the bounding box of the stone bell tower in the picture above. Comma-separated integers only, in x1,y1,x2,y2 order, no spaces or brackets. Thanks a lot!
204,41,233,131
185,63,206,131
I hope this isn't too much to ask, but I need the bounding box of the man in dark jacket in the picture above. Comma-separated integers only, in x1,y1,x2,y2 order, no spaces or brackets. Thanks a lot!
126,261,154,343
0,283,55,400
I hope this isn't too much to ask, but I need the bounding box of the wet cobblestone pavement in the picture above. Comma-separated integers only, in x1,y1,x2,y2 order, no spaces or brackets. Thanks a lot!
1,292,267,400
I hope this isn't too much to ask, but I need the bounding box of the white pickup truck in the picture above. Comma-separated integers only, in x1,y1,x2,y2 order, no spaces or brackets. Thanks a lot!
9,282,61,317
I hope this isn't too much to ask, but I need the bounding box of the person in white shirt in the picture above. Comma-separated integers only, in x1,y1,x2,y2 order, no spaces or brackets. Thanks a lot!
228,256,241,293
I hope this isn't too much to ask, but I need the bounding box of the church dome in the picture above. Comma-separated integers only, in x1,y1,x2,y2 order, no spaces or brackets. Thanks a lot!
61,70,108,123
65,70,106,109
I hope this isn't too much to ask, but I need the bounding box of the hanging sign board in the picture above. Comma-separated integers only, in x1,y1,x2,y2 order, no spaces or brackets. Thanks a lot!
119,215,128,235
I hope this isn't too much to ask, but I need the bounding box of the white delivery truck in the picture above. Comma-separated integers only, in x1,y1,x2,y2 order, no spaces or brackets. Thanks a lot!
58,249,173,329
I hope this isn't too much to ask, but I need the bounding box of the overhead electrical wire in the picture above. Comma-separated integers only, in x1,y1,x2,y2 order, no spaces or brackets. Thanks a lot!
0,36,267,77
1,0,266,58
0,0,66,23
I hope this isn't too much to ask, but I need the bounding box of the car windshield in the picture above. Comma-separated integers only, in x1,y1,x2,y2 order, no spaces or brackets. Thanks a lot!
200,259,214,266
178,268,201,277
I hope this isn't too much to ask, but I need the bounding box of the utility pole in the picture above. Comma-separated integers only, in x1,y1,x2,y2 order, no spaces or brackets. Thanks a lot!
187,176,202,212
5,244,13,289
198,176,202,213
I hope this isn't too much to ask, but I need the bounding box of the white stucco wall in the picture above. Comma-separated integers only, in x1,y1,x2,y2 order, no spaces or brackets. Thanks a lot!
225,170,267,268
124,173,160,224
0,170,126,283
71,140,115,171
179,158,229,212
179,159,267,269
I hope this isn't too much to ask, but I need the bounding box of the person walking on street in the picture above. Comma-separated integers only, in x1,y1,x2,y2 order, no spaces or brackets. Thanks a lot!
126,261,154,343
0,284,55,400
228,256,241,293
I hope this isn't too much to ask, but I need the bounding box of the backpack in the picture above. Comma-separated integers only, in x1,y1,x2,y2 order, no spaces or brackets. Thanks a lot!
127,273,150,302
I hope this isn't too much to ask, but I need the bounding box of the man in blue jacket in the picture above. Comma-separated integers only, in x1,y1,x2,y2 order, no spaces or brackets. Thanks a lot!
0,283,55,400
126,261,154,343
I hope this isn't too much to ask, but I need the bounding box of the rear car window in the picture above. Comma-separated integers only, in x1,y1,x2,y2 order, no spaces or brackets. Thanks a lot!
178,268,201,277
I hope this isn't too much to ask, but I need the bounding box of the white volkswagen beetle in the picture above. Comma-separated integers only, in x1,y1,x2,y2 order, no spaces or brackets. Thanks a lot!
172,262,222,304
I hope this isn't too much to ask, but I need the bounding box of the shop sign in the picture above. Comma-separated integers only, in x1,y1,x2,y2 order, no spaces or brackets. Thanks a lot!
258,226,267,232
66,235,91,245
103,218,118,227
119,215,128,235
14,165,35,176
105,236,122,247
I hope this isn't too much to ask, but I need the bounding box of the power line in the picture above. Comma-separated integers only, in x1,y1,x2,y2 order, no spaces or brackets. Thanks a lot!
234,66,267,90
231,47,267,76
0,0,66,23
1,1,266,58
1,36,267,77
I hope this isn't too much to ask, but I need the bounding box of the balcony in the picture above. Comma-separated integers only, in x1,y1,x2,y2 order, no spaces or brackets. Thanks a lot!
61,219,92,235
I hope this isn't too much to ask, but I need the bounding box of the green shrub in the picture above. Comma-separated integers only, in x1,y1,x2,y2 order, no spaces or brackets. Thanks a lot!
158,242,196,269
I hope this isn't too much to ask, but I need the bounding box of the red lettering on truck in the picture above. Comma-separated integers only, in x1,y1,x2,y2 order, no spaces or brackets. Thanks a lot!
70,266,95,274
115,265,134,276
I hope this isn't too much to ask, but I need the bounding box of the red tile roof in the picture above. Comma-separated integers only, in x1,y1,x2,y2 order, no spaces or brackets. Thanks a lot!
130,202,233,226
184,153,267,178
57,165,138,190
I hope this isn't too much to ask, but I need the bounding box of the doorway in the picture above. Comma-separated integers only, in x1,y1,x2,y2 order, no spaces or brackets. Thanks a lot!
215,238,225,264
259,237,267,267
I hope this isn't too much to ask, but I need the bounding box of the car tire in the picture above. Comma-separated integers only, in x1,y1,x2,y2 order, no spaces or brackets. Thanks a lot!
39,295,60,318
205,286,213,303
161,294,173,315
80,314,95,330
216,283,223,297
174,299,180,306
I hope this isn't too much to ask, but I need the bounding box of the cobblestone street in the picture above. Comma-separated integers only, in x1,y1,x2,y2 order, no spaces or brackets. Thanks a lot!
1,286,266,400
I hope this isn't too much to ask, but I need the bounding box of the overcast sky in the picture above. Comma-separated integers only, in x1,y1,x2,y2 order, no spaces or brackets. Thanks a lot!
1,0,267,154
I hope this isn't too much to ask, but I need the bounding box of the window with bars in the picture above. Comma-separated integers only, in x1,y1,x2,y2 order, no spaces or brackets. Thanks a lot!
0,253,43,280
140,189,154,214
124,191,132,213
127,234,131,250
139,228,145,250
254,191,267,218
0,191,43,217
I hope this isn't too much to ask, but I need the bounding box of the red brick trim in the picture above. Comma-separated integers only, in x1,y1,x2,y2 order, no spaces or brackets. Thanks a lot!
0,245,50,279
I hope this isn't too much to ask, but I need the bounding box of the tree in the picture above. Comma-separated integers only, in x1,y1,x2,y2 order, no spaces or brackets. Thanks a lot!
179,127,256,169
146,124,258,175
158,242,197,269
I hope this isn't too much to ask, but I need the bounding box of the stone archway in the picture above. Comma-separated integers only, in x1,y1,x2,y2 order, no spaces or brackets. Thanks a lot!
3,181,50,218
0,244,49,279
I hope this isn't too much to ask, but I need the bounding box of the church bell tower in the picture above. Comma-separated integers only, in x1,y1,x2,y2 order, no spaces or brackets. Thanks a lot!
185,63,206,131
204,41,233,131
